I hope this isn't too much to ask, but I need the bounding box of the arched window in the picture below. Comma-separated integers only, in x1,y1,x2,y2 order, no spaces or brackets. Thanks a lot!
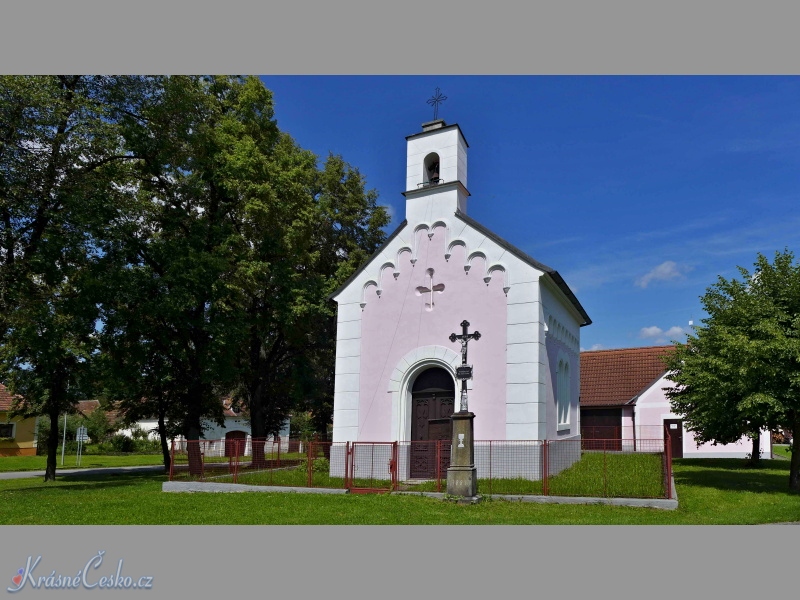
423,152,441,186
557,359,570,428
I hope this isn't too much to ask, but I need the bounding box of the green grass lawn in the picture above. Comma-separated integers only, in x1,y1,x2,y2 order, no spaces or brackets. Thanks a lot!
0,453,165,472
773,444,792,459
193,452,666,498
402,451,666,497
1,457,798,524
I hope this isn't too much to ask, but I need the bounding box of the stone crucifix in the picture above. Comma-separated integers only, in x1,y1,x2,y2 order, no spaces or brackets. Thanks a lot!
449,320,481,412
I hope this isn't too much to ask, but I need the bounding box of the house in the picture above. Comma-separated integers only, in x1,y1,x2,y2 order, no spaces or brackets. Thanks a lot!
0,383,38,457
580,345,771,459
330,119,591,478
117,397,291,456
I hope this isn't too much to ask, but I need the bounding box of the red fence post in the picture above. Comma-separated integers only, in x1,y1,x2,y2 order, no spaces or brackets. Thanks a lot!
488,440,493,496
665,431,672,499
233,438,240,484
307,441,313,488
345,441,351,491
436,440,441,493
391,441,398,491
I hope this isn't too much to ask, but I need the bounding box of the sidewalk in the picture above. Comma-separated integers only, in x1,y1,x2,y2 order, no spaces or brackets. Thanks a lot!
0,465,164,480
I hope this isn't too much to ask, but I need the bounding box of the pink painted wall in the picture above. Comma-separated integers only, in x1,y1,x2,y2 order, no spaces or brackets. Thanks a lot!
358,225,508,441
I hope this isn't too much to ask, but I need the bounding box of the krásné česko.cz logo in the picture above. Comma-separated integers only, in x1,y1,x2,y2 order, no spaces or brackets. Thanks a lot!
8,551,153,592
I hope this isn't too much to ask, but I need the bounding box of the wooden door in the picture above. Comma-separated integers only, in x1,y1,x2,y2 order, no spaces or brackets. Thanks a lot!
410,392,455,478
225,430,247,457
663,419,683,458
581,408,622,451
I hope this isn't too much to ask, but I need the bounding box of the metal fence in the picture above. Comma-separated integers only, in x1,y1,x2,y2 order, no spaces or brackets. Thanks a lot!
580,425,672,450
170,438,346,489
170,434,672,499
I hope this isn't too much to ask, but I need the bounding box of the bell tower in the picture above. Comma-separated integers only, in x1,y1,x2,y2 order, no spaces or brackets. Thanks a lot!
403,119,470,223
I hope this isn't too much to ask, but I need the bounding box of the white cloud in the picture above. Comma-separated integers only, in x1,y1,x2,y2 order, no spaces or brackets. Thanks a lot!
382,203,396,221
663,326,686,338
639,325,686,344
579,343,605,352
640,326,664,338
635,261,688,288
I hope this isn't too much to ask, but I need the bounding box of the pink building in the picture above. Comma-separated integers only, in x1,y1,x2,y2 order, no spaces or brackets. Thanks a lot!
330,119,590,478
580,346,771,459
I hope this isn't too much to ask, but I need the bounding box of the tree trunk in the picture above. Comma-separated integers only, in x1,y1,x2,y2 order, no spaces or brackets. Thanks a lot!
45,405,61,482
157,411,170,475
790,419,800,492
748,431,761,467
185,421,203,477
249,390,268,469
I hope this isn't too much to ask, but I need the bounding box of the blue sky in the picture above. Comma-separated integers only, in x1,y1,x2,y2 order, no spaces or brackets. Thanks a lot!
260,76,800,352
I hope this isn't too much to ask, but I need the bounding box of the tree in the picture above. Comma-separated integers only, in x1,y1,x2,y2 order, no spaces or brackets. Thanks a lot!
665,250,800,489
98,76,256,474
229,141,389,465
83,404,117,444
0,76,139,481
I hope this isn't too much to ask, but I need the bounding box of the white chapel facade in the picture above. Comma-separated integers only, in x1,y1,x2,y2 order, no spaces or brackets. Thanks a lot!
330,120,591,449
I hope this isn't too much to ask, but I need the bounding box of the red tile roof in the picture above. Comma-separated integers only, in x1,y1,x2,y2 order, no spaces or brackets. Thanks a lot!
0,383,16,412
75,400,127,424
580,345,676,407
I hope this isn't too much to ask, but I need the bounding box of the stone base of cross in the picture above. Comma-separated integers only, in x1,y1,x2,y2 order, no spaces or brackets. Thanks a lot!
446,411,477,498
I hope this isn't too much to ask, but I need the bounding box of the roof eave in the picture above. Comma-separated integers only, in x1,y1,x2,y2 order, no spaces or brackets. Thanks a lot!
328,219,408,302
453,209,591,326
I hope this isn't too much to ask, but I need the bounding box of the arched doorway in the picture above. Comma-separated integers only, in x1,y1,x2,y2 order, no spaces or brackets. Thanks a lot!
410,367,455,478
225,430,247,458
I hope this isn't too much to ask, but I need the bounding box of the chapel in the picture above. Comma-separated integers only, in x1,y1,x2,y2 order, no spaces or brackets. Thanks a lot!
330,119,591,473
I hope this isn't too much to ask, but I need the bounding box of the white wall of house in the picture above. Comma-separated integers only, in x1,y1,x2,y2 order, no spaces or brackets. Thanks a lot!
635,374,771,458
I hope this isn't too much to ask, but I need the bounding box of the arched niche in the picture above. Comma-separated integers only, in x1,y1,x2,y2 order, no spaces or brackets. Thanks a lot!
423,152,441,185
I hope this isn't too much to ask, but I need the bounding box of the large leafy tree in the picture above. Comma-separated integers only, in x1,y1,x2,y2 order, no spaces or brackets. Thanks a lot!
0,76,138,481
99,75,388,472
98,76,261,473
3,75,389,478
230,145,389,464
665,250,800,489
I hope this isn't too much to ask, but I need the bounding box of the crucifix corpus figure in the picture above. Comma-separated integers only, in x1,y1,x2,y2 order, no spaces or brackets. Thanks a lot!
449,320,481,411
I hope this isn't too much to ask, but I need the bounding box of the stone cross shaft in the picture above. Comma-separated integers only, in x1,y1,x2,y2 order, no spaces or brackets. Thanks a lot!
449,320,481,411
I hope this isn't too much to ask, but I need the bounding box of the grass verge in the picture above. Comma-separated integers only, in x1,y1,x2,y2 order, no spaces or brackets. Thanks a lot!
1,458,798,524
0,453,165,472
772,444,792,459
204,451,665,498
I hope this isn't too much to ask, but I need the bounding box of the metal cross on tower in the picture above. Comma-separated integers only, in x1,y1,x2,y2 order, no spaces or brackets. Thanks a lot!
427,87,447,121
449,320,481,411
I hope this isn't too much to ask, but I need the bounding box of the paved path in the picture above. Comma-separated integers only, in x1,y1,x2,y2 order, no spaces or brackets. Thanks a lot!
0,465,164,480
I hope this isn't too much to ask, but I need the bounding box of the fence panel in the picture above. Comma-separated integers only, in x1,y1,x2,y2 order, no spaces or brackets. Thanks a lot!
169,437,344,489
168,436,671,499
347,442,397,492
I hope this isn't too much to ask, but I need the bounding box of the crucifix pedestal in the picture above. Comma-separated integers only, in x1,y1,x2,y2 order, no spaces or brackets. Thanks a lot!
446,320,481,499
446,411,477,498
